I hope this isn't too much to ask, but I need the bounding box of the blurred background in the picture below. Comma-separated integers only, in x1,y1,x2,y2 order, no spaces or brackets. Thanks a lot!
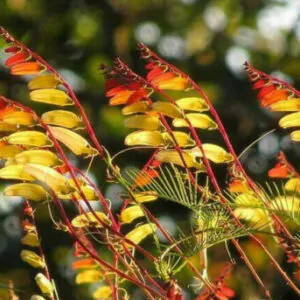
0,0,300,299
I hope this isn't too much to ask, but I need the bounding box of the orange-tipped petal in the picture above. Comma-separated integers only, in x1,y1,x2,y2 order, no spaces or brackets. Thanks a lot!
10,62,44,75
268,164,289,178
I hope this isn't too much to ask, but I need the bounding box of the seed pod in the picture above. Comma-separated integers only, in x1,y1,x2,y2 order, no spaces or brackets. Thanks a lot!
75,270,103,284
28,74,59,90
152,102,183,118
124,115,160,131
125,223,157,248
35,273,54,296
41,110,82,129
29,89,73,106
173,113,217,130
120,205,144,224
121,101,150,115
49,126,98,157
0,165,35,181
125,130,163,147
176,97,209,112
25,163,73,194
71,212,110,228
4,183,48,201
20,250,45,268
5,131,53,147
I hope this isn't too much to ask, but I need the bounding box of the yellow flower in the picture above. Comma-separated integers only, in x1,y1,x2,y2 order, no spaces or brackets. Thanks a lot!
279,112,300,129
0,144,22,158
270,98,300,112
29,89,73,106
172,113,217,130
152,102,183,118
20,250,44,268
75,270,103,284
41,110,82,129
125,223,157,248
25,163,73,194
35,273,54,296
1,111,36,126
28,74,59,90
0,122,19,132
131,191,158,203
176,97,209,112
121,101,150,115
21,232,40,247
188,144,233,164
71,212,110,228
162,131,195,147
0,165,35,181
291,130,300,142
92,286,112,299
124,115,161,131
49,126,98,157
120,205,145,224
284,178,300,192
4,131,53,147
4,183,48,201
125,130,163,147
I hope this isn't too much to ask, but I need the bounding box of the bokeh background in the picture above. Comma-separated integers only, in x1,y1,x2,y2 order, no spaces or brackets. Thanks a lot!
0,0,300,299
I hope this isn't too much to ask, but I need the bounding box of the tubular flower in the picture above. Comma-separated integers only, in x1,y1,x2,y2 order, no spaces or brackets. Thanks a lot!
279,112,300,129
71,212,110,228
49,126,98,157
0,144,22,158
125,130,163,147
155,149,205,170
4,183,49,201
10,62,45,75
120,205,145,224
4,131,53,147
121,101,150,115
58,185,96,201
188,144,233,164
290,130,300,142
173,113,218,130
25,163,74,194
75,270,103,284
72,258,96,270
228,179,250,193
35,273,54,296
21,232,40,247
9,149,61,167
125,223,157,248
0,122,19,131
1,110,36,126
41,110,82,129
134,169,160,187
270,99,300,112
131,191,158,202
4,52,29,67
285,178,300,193
28,74,60,90
151,102,183,118
268,163,289,178
162,131,195,147
124,115,161,131
0,165,35,181
29,89,73,106
20,250,45,268
92,286,112,300
176,97,209,112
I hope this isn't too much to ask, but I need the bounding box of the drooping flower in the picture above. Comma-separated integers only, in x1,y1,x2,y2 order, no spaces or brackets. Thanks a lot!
125,223,157,248
75,270,103,284
35,273,54,296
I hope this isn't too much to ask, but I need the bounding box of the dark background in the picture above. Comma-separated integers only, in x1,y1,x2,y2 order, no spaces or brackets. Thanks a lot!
0,0,300,299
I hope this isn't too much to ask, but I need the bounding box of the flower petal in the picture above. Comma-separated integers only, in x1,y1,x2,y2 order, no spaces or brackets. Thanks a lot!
152,102,183,118
28,74,59,90
124,115,160,131
162,131,195,147
279,112,300,129
125,130,163,147
120,205,145,224
4,183,48,201
92,286,112,299
5,131,52,147
1,110,36,126
121,101,150,115
0,165,35,181
20,250,44,268
71,212,110,228
76,270,103,284
285,178,300,192
270,99,300,112
41,110,82,129
21,232,40,247
125,223,157,247
35,273,54,295
172,113,217,130
29,89,73,106
176,97,209,112
11,62,44,75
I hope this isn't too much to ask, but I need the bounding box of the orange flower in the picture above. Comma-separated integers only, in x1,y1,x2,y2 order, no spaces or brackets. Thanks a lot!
10,62,44,75
5,52,29,67
260,89,289,107
228,179,250,193
72,258,96,269
268,163,289,178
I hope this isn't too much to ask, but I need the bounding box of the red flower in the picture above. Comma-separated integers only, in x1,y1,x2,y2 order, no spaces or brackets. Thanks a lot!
268,163,289,178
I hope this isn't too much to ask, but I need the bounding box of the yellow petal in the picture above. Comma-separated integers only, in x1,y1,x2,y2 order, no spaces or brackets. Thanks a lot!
0,122,19,132
285,178,300,192
279,112,300,129
120,205,145,224
5,131,53,147
0,145,22,158
176,97,209,112
162,131,195,147
49,126,98,157
1,111,36,126
28,74,59,90
291,130,300,142
92,286,112,299
125,130,163,147
76,270,103,284
121,101,150,115
21,232,40,247
155,149,205,170
152,102,183,118
41,110,82,129
132,191,158,203
71,212,110,228
270,99,300,112
35,273,54,296
124,115,160,131
29,89,73,106
58,185,96,201
25,163,73,194
4,183,48,201
173,113,217,130
158,77,188,90
20,250,44,268
11,150,61,167
0,165,35,181
125,223,157,247
188,144,233,164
